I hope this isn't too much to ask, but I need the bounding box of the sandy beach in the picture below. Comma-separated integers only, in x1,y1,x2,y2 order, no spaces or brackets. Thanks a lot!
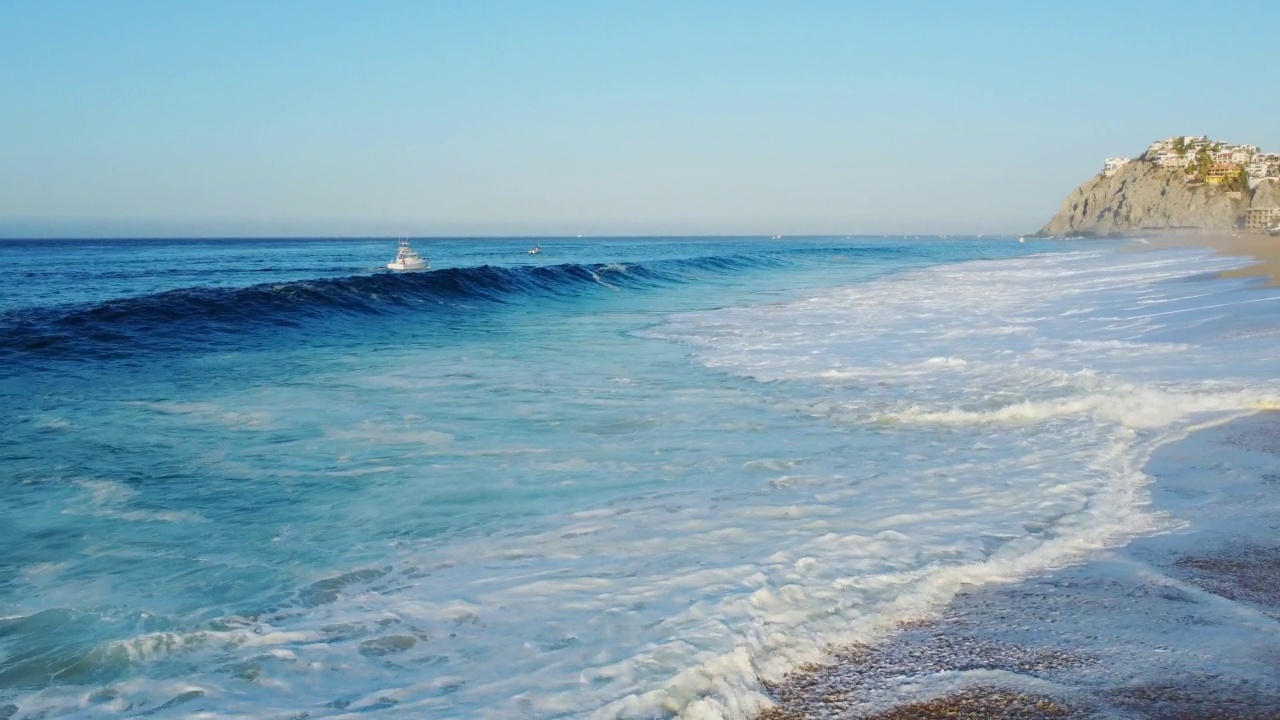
755,411,1280,719
1208,234,1280,286
1138,232,1280,286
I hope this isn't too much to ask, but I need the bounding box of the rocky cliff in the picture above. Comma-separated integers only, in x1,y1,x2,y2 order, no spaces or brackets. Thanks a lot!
1036,160,1263,237
1252,177,1280,209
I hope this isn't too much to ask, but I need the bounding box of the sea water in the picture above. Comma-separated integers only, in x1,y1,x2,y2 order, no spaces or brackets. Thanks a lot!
1,236,1277,719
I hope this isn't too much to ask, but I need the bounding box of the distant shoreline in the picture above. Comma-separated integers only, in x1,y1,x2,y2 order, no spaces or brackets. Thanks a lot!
1137,232,1280,287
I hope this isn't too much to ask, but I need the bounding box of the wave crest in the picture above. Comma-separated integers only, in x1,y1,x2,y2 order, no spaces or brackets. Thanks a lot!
0,255,771,359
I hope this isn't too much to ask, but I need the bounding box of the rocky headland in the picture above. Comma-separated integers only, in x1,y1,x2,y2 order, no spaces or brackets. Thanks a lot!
1037,136,1280,237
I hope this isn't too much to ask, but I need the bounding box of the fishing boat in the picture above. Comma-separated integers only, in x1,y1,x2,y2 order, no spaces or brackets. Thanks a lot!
387,239,428,271
528,245,542,255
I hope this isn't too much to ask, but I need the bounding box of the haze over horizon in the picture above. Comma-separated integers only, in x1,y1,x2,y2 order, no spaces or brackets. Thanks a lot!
2,0,1277,239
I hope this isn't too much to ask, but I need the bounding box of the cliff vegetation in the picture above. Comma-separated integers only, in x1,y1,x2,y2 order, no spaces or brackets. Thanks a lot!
1038,136,1280,237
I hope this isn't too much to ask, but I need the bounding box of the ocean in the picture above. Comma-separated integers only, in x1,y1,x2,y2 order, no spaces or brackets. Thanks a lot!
1,236,1278,719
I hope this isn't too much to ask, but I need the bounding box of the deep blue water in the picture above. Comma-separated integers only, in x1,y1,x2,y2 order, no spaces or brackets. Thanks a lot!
2,236,1278,718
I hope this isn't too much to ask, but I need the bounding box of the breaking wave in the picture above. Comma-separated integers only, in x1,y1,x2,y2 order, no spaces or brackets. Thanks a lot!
0,255,779,360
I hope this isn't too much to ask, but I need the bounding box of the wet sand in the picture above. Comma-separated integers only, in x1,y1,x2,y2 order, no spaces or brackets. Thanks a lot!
1135,233,1280,286
1202,233,1280,286
754,412,1280,719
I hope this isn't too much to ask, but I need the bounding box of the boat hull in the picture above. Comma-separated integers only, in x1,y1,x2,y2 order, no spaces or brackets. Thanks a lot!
386,260,427,271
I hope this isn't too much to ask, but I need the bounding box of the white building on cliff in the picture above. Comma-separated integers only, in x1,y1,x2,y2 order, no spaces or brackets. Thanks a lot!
1103,157,1132,177
1138,136,1278,183
1247,152,1280,183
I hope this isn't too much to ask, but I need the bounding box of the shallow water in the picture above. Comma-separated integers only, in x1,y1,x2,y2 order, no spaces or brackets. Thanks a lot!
1,236,1277,718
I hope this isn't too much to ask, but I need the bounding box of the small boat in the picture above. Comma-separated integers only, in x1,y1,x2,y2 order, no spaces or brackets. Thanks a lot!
528,246,542,255
387,239,428,271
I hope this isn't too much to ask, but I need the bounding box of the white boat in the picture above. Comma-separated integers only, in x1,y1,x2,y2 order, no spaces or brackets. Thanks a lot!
387,239,428,271
528,245,542,255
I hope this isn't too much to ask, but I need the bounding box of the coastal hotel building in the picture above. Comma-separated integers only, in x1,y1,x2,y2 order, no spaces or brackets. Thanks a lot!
1245,207,1280,232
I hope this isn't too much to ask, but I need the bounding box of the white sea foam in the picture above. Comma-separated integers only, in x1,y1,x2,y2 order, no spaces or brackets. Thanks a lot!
64,479,206,524
618,246,1279,716
8,245,1279,720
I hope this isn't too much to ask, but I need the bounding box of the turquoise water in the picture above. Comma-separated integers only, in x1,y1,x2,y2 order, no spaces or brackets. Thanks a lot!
2,236,1278,718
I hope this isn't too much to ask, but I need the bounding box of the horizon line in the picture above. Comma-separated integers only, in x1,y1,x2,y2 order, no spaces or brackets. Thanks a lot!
0,232,1022,242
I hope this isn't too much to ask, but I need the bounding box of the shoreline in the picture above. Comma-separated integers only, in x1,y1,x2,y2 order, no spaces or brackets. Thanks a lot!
1204,233,1280,286
1131,232,1280,287
754,416,1280,718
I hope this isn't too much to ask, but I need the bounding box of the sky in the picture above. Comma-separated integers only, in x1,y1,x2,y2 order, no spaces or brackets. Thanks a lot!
1,0,1277,238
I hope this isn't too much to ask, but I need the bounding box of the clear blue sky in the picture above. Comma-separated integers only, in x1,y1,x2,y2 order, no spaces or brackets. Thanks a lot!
1,0,1276,237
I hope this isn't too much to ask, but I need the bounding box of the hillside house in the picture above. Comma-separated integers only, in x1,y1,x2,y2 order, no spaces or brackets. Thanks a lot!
1103,157,1132,177
1205,164,1243,185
